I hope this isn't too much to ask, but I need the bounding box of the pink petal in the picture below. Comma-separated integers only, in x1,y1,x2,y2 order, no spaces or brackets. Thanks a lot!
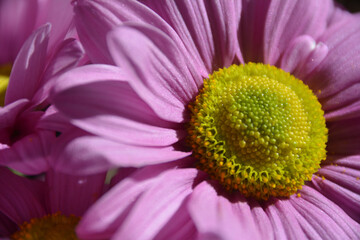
154,197,197,240
312,174,360,223
0,167,46,225
107,23,199,123
0,99,29,131
32,38,85,106
113,169,202,240
240,0,332,64
51,129,191,175
37,105,72,133
52,65,182,146
318,165,360,195
326,155,360,170
279,34,328,79
0,0,38,64
325,101,360,122
0,131,54,174
306,14,360,100
188,181,259,240
35,0,74,51
0,211,17,237
321,83,360,113
73,0,204,79
50,129,114,175
291,185,360,239
263,0,332,65
46,170,106,217
263,203,287,240
141,0,239,71
326,118,360,155
77,164,186,239
250,202,275,239
267,200,307,239
275,199,322,240
5,24,50,105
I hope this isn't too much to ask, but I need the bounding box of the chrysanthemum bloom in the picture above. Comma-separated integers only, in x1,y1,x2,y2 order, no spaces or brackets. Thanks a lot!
0,0,74,65
52,0,360,239
0,23,84,175
0,166,107,239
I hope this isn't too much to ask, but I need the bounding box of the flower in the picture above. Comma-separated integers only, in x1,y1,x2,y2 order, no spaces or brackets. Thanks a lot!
0,0,75,65
52,0,360,239
0,23,84,175
0,166,107,239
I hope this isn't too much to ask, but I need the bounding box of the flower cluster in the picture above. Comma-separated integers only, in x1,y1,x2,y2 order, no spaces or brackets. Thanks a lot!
1,0,360,239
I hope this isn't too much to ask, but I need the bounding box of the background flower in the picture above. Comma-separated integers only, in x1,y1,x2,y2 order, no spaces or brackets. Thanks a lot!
0,166,107,238
0,23,84,175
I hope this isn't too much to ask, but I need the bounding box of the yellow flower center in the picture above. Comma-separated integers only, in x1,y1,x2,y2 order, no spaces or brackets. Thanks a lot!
11,212,80,240
187,63,328,200
0,64,11,106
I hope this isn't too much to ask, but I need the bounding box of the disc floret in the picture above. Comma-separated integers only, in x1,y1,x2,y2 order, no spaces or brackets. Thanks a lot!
187,63,327,200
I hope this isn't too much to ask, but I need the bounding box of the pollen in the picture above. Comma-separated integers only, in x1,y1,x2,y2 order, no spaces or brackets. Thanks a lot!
187,63,327,200
11,212,80,240
0,64,11,106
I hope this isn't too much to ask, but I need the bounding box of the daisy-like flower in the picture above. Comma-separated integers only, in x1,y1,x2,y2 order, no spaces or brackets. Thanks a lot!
52,0,360,239
0,166,107,239
0,23,84,175
0,0,74,65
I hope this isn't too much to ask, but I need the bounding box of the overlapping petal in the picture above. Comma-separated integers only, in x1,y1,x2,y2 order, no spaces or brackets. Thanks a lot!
5,24,50,105
0,167,46,225
107,23,200,123
52,64,184,146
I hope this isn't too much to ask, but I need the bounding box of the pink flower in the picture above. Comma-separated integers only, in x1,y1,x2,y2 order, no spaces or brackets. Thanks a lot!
0,24,84,175
0,166,107,238
0,0,75,65
52,0,360,239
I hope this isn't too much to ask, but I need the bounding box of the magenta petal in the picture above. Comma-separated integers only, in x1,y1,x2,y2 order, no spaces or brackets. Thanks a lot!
267,200,307,239
318,165,360,195
250,203,274,239
312,174,360,223
74,0,204,79
113,169,201,240
306,14,360,99
326,118,360,155
50,129,114,175
77,164,187,239
141,0,239,71
188,181,259,240
325,101,360,122
36,0,74,51
107,23,199,123
0,131,54,174
154,197,197,240
0,167,46,225
326,155,360,170
52,130,191,175
280,35,316,73
46,170,106,217
37,105,72,133
32,38,85,106
0,99,29,130
0,211,17,237
0,0,38,64
291,186,360,239
52,65,182,146
263,0,331,65
5,24,50,105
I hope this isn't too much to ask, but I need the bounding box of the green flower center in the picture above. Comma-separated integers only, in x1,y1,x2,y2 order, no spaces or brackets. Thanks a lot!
11,212,80,240
187,63,328,200
0,64,11,106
